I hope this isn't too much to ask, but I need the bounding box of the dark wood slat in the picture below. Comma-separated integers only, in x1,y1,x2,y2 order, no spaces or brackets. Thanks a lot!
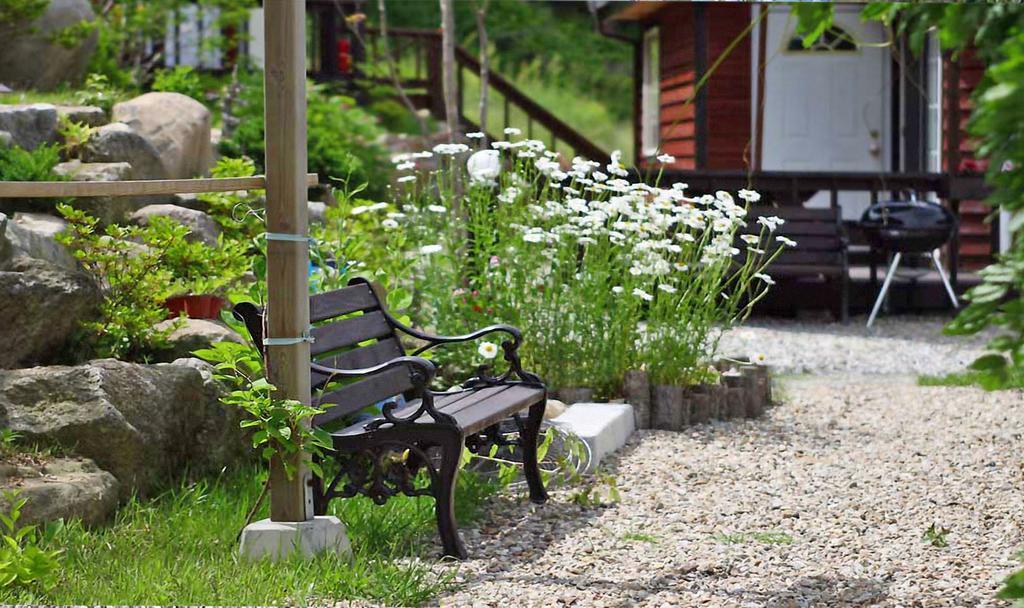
774,251,844,265
310,338,405,388
309,283,379,322
312,366,414,426
770,264,845,277
741,223,841,237
747,208,838,221
311,311,393,356
448,386,545,434
437,385,515,417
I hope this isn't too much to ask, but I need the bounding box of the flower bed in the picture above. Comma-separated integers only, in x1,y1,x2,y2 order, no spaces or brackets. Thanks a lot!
349,131,792,400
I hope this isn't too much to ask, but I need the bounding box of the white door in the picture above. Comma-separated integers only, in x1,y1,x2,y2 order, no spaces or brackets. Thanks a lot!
761,6,890,218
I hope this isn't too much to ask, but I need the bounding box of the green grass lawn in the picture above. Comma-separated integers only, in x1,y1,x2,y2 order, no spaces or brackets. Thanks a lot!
918,370,1024,390
0,466,500,606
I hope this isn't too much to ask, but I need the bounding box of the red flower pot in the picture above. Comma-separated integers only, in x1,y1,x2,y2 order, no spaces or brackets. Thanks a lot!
164,294,226,320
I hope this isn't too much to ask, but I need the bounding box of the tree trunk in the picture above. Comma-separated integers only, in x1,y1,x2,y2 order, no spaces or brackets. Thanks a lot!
377,0,429,137
439,0,459,142
476,1,490,136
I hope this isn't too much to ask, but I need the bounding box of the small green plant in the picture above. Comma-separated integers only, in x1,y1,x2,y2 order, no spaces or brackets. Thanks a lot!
56,116,94,160
0,490,62,592
198,156,265,241
715,531,794,545
151,66,205,101
570,471,621,507
74,74,122,114
923,523,950,548
194,342,333,479
621,532,659,544
0,429,21,458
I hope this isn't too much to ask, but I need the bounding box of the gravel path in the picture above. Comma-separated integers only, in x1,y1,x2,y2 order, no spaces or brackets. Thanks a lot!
718,315,994,376
438,374,1024,607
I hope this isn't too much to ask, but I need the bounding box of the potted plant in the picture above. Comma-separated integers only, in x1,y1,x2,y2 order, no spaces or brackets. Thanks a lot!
156,223,249,320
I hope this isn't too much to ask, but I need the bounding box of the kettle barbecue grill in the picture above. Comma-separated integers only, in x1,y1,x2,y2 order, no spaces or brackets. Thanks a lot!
860,193,959,327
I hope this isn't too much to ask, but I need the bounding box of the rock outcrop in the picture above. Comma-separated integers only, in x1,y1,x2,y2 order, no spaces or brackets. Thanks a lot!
0,0,97,91
0,256,100,369
0,104,59,150
1,212,76,271
130,204,221,246
0,358,246,496
112,93,213,179
82,122,165,180
152,319,244,362
0,457,119,526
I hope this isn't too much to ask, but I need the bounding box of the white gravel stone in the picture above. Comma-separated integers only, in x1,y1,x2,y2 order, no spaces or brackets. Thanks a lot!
434,374,1024,607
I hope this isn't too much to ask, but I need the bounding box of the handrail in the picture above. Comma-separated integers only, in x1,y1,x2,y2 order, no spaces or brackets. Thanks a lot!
0,173,319,198
362,27,609,163
453,47,609,162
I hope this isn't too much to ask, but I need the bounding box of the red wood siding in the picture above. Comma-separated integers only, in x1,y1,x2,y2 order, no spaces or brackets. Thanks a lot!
640,3,752,171
657,3,697,169
703,4,752,169
945,48,991,269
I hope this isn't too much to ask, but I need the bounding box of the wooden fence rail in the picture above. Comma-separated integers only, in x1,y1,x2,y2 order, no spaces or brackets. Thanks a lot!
0,174,319,198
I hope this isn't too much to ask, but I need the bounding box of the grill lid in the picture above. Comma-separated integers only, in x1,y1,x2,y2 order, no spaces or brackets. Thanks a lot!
860,198,956,253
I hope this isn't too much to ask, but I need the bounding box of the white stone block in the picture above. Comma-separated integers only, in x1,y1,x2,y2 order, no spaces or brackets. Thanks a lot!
551,402,635,473
239,515,352,562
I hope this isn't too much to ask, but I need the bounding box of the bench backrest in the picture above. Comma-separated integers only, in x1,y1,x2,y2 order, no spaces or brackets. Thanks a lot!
234,280,413,427
742,207,846,268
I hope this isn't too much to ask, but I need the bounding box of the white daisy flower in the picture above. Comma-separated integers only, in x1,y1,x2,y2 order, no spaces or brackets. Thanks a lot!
397,175,417,183
428,205,447,213
478,341,499,359
419,244,443,255
656,153,676,164
753,272,775,285
466,131,485,139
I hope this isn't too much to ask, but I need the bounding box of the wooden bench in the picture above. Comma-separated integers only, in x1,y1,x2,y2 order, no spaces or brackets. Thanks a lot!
742,207,850,322
233,277,548,559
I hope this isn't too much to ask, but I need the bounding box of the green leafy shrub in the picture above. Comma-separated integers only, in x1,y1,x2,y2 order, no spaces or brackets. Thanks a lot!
0,491,62,592
56,204,183,361
0,144,62,182
151,66,205,101
219,71,391,196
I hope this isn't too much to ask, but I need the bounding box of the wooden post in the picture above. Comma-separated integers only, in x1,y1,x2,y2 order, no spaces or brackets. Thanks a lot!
263,0,313,523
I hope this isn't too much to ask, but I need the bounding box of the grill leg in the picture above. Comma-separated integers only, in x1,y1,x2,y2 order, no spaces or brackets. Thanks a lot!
867,252,902,328
931,248,960,309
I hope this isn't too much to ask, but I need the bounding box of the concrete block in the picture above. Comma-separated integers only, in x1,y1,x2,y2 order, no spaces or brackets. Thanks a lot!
239,515,352,562
551,402,635,473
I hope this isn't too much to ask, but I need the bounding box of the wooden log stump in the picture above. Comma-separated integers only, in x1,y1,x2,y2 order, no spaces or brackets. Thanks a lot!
652,384,687,430
739,365,764,417
687,385,713,424
708,383,727,419
722,374,746,418
624,370,651,429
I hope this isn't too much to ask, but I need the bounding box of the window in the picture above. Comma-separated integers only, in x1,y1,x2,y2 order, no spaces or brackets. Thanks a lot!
641,27,661,159
787,25,857,53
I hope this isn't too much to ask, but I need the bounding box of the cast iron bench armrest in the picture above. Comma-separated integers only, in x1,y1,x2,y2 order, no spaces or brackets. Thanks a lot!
403,324,523,356
310,355,437,382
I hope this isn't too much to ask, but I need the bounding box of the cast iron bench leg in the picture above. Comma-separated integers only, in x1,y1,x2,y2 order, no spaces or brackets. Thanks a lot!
433,426,468,559
521,400,550,504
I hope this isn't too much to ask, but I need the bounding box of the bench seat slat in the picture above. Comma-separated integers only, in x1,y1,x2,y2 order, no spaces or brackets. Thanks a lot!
330,384,545,437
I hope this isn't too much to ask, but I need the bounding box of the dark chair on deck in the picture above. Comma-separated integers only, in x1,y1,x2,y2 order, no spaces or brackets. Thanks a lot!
233,277,548,559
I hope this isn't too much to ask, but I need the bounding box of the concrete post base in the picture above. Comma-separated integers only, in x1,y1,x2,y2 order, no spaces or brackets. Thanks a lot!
238,516,352,562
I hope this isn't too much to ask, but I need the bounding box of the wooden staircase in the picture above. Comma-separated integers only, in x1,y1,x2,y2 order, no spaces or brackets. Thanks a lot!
362,27,608,162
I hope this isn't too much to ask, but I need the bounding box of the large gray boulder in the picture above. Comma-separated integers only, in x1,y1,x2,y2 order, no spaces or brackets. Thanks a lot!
0,359,246,496
129,204,220,246
0,104,59,150
82,122,165,180
1,212,76,271
0,457,119,526
0,0,97,91
0,257,100,369
112,93,213,179
152,319,244,362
